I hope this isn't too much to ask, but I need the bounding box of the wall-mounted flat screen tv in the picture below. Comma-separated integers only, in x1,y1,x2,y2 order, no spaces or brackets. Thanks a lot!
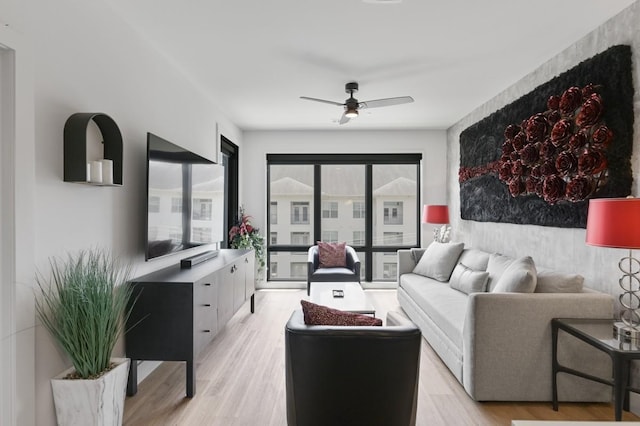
145,132,224,261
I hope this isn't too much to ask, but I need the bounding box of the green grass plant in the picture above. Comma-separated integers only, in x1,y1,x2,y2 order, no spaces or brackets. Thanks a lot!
35,248,135,379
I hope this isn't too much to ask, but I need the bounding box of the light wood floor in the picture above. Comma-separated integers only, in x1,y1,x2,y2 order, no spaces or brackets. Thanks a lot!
123,289,640,425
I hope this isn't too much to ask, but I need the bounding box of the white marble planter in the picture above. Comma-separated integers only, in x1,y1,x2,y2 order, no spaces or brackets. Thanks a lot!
51,357,130,426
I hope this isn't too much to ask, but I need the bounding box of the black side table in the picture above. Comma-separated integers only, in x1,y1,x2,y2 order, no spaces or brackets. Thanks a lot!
552,318,640,421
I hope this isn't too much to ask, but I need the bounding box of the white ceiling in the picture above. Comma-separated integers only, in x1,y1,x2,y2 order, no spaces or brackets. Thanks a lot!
105,0,635,131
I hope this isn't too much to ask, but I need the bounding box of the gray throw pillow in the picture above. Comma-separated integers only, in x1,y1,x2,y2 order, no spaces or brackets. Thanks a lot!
486,253,514,292
410,248,427,264
449,263,490,294
492,256,537,293
412,242,464,282
535,267,584,293
457,248,490,271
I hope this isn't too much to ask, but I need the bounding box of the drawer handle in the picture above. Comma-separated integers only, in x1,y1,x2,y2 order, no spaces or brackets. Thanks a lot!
245,258,249,263
231,265,236,273
203,329,211,333
204,283,211,286
203,304,211,307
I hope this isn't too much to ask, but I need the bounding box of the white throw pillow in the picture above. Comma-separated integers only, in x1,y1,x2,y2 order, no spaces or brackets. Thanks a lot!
412,242,464,282
449,263,490,294
492,256,537,293
486,253,514,292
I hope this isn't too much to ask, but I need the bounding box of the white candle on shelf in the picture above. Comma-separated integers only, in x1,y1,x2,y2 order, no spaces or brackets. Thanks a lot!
90,160,103,184
101,159,114,185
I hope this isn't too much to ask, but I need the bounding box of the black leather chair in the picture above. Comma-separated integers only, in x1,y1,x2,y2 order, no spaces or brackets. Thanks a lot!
285,310,421,426
307,245,360,295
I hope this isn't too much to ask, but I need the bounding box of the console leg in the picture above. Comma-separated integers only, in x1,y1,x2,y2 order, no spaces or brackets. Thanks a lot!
250,294,255,314
127,359,138,396
186,360,195,398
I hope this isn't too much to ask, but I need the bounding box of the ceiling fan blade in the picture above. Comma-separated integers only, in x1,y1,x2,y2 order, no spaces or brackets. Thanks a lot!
338,112,351,125
300,96,345,107
359,96,414,109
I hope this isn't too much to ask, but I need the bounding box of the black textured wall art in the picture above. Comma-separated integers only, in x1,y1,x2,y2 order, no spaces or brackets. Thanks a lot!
459,45,634,228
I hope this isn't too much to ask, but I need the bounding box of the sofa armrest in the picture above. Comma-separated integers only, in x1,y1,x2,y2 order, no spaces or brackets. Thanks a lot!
463,292,614,401
397,250,417,282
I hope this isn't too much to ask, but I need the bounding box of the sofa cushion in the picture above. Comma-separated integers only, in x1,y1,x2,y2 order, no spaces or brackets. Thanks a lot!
486,253,514,292
492,256,537,293
458,248,490,271
317,241,346,268
412,242,464,282
410,248,427,264
301,300,382,326
535,267,584,293
400,273,467,350
449,263,490,294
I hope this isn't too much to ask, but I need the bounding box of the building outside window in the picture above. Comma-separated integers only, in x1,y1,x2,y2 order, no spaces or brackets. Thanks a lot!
291,262,307,279
270,262,278,278
270,201,278,224
149,196,160,213
291,201,309,224
383,263,397,279
352,231,365,246
383,231,403,245
322,230,338,243
291,232,310,245
171,197,182,213
353,201,365,219
270,232,278,245
383,201,403,225
322,201,338,218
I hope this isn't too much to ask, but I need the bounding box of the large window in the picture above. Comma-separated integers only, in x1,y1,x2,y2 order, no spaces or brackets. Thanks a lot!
267,154,420,282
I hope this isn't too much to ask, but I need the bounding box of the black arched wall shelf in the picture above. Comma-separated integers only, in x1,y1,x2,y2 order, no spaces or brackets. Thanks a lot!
63,112,123,185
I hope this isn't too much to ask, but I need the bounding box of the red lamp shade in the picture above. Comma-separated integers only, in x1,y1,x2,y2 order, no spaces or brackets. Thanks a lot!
586,198,640,249
422,205,449,224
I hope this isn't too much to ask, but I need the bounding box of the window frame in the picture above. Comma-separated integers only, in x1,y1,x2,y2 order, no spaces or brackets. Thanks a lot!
267,153,421,282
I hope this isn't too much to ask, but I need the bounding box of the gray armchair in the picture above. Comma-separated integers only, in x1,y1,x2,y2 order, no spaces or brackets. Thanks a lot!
285,310,421,426
307,245,360,295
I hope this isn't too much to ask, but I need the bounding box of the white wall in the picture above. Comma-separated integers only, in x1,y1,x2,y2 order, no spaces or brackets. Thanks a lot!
242,129,448,253
0,0,242,424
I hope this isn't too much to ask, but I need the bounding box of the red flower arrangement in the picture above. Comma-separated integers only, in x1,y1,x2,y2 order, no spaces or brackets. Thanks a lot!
493,83,612,204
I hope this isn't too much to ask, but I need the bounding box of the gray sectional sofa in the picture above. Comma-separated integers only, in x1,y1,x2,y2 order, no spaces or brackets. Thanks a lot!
397,242,614,402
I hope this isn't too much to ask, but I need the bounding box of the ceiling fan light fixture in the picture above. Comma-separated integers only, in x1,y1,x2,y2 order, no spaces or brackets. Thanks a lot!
345,108,359,118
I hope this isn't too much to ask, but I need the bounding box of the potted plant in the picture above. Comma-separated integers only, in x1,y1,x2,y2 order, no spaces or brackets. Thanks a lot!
35,248,135,426
229,206,266,280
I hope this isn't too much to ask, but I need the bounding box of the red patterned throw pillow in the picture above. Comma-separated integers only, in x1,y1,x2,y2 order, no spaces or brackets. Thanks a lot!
301,300,382,326
317,241,347,268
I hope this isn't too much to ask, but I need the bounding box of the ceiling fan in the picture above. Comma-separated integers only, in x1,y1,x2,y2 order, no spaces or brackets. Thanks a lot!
300,82,414,125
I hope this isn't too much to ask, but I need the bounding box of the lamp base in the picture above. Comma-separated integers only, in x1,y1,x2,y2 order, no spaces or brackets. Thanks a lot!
614,321,640,342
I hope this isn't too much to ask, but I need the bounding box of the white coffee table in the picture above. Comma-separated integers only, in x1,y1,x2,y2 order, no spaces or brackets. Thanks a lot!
309,282,375,316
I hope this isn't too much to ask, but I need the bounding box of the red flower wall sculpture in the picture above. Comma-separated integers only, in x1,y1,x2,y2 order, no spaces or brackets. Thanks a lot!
460,83,612,205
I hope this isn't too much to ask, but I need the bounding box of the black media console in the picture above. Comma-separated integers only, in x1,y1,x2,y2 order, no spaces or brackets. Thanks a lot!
125,249,255,398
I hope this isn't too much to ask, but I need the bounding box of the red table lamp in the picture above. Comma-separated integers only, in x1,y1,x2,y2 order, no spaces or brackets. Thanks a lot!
422,205,450,243
586,197,640,339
